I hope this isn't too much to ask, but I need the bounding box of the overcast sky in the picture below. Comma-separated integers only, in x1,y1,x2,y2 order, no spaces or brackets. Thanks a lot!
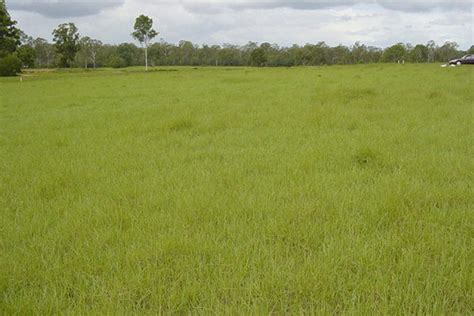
7,0,474,49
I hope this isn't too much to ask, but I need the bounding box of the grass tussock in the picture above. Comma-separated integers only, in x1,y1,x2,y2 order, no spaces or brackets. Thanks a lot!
353,148,381,167
168,118,195,132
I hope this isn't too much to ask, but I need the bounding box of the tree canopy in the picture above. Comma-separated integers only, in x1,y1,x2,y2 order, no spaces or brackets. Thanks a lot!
250,48,267,67
381,43,407,62
0,0,21,57
132,15,158,45
52,23,80,67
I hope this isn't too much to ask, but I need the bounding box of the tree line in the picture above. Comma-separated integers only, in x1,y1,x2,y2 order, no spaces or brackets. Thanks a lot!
19,36,474,68
21,35,474,69
1,1,473,76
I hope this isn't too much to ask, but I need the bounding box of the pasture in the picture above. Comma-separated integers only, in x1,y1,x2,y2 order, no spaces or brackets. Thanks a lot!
1,65,473,313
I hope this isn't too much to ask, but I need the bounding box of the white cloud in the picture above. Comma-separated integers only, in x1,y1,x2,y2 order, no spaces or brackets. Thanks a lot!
179,0,472,13
7,0,474,49
8,0,125,18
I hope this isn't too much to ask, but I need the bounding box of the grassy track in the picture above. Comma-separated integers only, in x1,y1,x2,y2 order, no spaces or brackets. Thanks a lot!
1,65,473,313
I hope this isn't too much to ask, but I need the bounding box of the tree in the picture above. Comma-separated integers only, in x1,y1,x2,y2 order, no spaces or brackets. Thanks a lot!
195,44,220,66
381,43,407,62
116,43,139,67
132,15,158,71
0,0,23,76
351,42,369,63
220,44,243,66
17,45,35,68
259,42,282,65
436,41,459,62
250,48,267,67
78,36,91,68
367,46,383,63
410,44,428,63
19,30,33,46
33,38,54,68
88,39,102,68
0,0,21,57
302,41,331,65
178,40,196,65
332,45,351,64
468,45,474,55
92,43,114,68
52,23,80,67
78,36,103,68
241,41,258,65
426,40,437,63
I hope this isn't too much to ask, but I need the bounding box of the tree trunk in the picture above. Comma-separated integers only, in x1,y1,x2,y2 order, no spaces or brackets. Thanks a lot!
145,46,148,71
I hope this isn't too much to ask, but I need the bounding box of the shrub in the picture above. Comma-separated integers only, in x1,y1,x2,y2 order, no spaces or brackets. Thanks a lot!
107,56,126,68
0,54,22,76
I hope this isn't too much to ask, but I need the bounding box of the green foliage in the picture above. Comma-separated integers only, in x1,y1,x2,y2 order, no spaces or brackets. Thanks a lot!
52,23,80,67
217,46,241,66
77,36,92,68
0,0,21,57
5,36,469,69
107,55,126,68
1,65,472,313
16,44,36,68
88,39,102,68
436,41,460,62
381,43,407,62
410,44,428,63
131,14,158,45
116,43,140,67
250,47,267,66
142,40,463,66
32,37,55,68
0,53,21,75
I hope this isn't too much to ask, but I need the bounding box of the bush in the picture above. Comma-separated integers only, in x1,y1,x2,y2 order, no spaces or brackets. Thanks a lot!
107,56,126,68
0,54,22,76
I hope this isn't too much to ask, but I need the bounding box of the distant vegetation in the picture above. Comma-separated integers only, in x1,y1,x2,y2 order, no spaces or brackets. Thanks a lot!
1,1,473,76
14,34,474,70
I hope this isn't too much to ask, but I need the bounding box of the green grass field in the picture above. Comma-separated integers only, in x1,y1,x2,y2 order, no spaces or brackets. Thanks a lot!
1,65,473,314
